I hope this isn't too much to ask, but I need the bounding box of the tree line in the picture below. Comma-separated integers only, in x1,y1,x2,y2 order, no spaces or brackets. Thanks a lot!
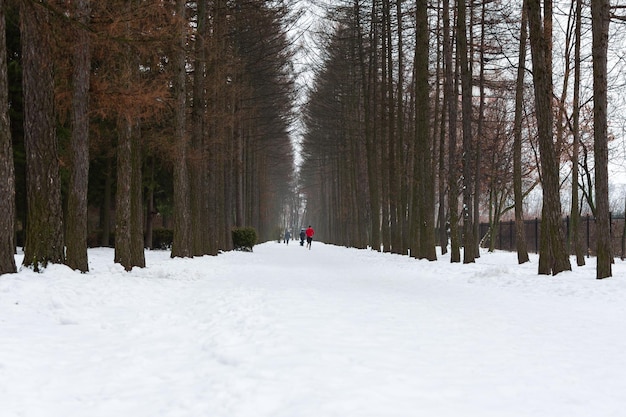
299,0,619,278
0,0,298,274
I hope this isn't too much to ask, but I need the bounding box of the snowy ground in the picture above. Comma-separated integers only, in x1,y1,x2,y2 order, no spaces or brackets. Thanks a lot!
2,241,626,417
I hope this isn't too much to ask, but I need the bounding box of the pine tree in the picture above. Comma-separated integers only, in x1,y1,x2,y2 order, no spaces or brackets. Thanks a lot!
591,0,611,278
21,0,65,271
526,0,571,275
65,0,91,272
0,0,15,275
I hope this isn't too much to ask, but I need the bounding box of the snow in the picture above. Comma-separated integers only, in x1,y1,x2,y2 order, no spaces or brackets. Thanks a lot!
2,242,626,417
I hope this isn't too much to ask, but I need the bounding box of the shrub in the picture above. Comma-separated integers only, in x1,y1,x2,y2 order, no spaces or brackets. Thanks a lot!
232,227,257,252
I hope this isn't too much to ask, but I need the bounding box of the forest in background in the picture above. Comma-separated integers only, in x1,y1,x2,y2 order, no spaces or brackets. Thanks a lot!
0,0,624,279
299,0,626,278
0,0,299,274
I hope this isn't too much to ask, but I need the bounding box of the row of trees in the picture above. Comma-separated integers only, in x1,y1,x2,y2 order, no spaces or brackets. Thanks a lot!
299,0,618,278
0,0,297,275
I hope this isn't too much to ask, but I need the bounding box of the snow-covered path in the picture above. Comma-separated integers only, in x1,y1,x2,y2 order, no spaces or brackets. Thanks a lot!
2,242,626,416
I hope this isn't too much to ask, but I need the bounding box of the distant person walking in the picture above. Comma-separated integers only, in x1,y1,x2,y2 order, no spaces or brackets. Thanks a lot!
305,225,315,249
284,230,291,245
299,229,306,246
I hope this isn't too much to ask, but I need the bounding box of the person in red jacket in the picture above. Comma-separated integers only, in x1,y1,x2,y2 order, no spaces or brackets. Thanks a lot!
305,225,315,249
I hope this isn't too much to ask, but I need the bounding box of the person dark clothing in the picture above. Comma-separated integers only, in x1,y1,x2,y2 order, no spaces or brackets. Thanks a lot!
299,229,306,246
305,226,314,249
284,230,291,245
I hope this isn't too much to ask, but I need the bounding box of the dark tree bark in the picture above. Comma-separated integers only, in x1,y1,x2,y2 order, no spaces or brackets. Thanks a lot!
435,2,448,255
350,0,379,251
113,118,145,270
0,0,16,275
171,0,192,258
570,0,585,266
444,0,461,262
622,196,626,260
190,0,210,256
591,0,611,278
526,0,571,275
113,1,145,271
21,0,65,271
414,0,436,260
101,156,112,247
393,0,404,254
473,1,484,259
438,97,448,255
130,124,145,267
365,0,381,252
380,0,391,253
513,0,530,264
65,0,91,272
457,0,475,263
144,156,155,249
381,0,397,254
114,117,134,270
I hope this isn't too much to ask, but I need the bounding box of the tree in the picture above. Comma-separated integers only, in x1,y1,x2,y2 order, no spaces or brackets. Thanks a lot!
393,0,405,254
171,0,192,258
591,0,611,278
435,0,448,255
414,0,436,260
189,0,210,256
0,0,15,275
526,0,571,275
102,2,152,271
20,0,65,271
65,0,91,272
444,0,461,262
364,0,382,252
513,0,530,264
570,0,585,266
114,115,144,271
457,0,475,263
88,0,173,269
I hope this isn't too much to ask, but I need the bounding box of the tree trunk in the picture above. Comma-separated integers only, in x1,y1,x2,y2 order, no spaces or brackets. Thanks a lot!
438,99,448,255
356,0,381,251
114,4,145,271
21,0,65,271
0,0,16,275
171,0,192,258
435,2,448,255
415,0,436,260
114,117,134,270
570,0,585,266
130,124,145,267
444,0,460,262
622,196,626,261
591,0,611,278
366,0,381,252
101,156,112,247
381,0,397,254
190,0,210,256
144,157,155,250
65,0,91,272
393,0,404,254
526,0,571,275
473,1,485,259
513,0,530,264
457,0,475,263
